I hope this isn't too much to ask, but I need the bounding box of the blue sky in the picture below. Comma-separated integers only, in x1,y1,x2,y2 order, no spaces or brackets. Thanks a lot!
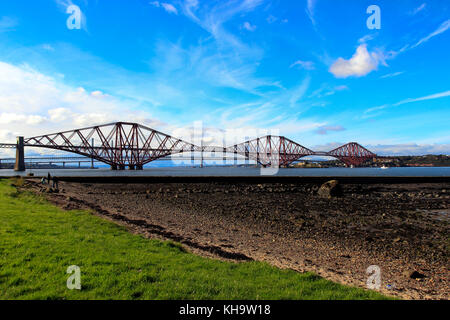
0,0,449,155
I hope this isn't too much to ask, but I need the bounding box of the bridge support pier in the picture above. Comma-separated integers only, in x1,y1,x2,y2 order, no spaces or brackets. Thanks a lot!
129,165,135,170
136,165,143,170
111,164,130,170
14,137,25,172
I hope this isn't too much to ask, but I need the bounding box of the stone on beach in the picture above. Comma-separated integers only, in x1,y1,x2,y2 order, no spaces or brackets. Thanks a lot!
317,180,342,198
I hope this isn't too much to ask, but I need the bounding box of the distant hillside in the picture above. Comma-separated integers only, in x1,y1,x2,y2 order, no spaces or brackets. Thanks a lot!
374,155,450,167
293,155,450,168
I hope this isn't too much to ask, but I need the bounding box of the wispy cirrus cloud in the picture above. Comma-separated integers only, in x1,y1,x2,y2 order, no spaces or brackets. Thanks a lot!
290,60,315,70
381,18,449,61
412,19,450,48
393,90,450,106
181,0,263,46
289,76,311,107
324,85,348,97
315,125,346,135
365,90,450,113
171,0,279,94
364,104,388,114
306,0,317,26
0,16,18,32
410,3,426,16
380,71,404,79
242,21,256,32
150,1,178,15
309,84,348,99
358,33,377,44
266,15,277,24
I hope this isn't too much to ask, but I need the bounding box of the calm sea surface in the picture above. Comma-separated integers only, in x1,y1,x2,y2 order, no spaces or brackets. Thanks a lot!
1,167,450,177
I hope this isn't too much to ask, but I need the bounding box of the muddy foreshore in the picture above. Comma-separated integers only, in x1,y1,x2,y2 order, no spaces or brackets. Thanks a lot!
24,177,449,300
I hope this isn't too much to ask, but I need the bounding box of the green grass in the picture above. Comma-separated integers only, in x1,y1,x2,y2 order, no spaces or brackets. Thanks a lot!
0,178,389,300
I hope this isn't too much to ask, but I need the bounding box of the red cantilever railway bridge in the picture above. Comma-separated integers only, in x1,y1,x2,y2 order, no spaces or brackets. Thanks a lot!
1,122,377,171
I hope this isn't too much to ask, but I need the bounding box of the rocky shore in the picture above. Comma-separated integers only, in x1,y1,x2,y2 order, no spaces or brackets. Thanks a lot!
25,178,449,299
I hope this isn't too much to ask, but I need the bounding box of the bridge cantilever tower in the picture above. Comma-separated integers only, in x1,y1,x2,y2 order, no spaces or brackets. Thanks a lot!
226,135,315,167
327,142,377,167
1,122,377,171
22,122,198,170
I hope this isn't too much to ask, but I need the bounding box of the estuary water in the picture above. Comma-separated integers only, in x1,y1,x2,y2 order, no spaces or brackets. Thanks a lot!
1,166,450,177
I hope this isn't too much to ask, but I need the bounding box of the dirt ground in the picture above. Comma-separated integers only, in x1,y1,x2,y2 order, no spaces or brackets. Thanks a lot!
25,178,449,300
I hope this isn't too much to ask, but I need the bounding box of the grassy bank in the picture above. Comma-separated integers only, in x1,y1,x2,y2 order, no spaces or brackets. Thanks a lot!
0,179,388,300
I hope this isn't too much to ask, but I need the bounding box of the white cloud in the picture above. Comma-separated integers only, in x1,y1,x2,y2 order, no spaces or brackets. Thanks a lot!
315,125,346,135
0,61,164,142
0,113,47,125
48,107,69,122
161,3,178,15
0,130,15,143
90,90,106,97
265,16,288,25
370,143,450,156
412,19,450,48
0,62,60,113
150,2,178,14
290,60,315,70
329,44,382,78
242,21,256,32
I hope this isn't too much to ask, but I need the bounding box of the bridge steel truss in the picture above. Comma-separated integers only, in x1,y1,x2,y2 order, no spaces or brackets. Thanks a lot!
2,122,377,170
327,142,377,167
23,122,197,170
225,136,316,167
